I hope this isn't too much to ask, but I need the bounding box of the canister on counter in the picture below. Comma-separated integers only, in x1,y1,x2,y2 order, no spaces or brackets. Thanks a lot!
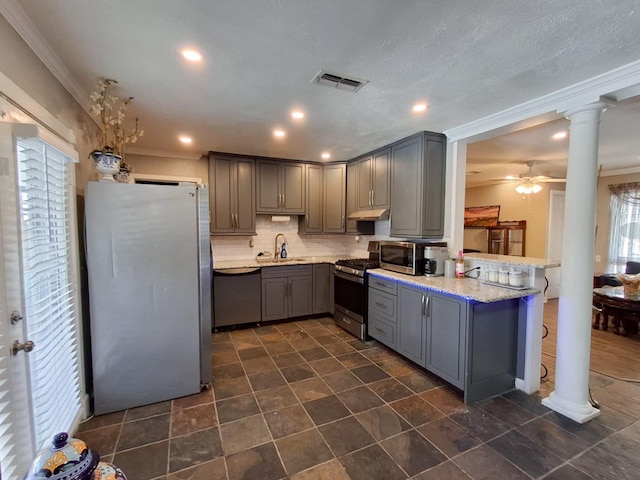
509,269,524,287
444,259,456,278
488,268,498,283
498,269,509,285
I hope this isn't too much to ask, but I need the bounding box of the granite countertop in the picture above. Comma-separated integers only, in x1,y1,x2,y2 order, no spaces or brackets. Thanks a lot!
465,253,561,269
213,255,345,270
368,269,540,303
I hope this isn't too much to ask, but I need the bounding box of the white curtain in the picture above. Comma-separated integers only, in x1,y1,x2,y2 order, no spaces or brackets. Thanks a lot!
607,183,640,273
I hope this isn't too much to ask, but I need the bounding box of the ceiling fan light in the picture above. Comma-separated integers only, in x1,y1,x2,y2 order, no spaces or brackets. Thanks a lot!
515,183,530,194
532,183,542,193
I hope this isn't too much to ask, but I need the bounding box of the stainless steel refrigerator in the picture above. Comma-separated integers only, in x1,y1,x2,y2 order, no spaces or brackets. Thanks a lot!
85,181,212,415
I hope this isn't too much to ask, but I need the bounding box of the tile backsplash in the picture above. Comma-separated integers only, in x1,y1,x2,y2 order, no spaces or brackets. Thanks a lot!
211,216,396,261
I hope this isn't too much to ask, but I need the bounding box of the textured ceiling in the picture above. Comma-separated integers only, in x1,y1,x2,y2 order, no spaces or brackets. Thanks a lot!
11,0,640,180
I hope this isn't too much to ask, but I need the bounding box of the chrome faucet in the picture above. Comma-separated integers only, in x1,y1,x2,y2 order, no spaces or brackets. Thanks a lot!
274,233,287,259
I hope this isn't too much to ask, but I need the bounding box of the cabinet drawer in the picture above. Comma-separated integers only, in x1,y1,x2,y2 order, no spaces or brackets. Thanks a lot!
368,313,396,349
368,276,397,295
261,264,313,278
368,289,397,323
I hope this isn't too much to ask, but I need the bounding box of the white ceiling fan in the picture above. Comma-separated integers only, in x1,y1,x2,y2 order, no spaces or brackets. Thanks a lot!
495,161,566,194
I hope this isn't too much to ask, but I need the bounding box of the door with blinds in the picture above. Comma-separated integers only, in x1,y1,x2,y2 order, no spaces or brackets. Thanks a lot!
0,123,83,479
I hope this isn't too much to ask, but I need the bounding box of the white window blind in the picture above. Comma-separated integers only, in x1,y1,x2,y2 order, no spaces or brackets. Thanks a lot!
16,135,82,451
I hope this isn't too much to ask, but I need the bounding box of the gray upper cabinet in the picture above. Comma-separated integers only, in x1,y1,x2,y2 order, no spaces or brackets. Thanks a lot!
256,160,305,214
323,164,346,233
357,148,390,210
209,154,256,235
299,163,346,234
346,162,358,233
390,132,446,238
300,164,323,233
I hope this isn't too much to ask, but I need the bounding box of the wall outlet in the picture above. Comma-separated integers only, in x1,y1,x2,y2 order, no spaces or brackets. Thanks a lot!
595,255,601,262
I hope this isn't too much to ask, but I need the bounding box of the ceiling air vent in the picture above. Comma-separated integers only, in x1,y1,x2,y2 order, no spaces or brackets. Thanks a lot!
312,70,368,93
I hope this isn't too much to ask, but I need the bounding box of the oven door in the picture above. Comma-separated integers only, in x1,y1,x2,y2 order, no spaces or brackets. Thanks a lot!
333,270,366,322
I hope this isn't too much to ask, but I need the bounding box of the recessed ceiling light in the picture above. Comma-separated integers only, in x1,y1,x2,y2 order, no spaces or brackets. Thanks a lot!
291,111,305,119
412,103,427,112
552,131,568,140
273,130,285,137
181,49,202,62
321,153,331,159
179,135,193,144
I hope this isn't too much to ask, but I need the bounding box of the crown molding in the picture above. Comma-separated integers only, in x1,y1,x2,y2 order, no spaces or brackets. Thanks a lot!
126,146,203,161
0,0,97,124
599,166,640,177
445,59,640,143
0,71,75,144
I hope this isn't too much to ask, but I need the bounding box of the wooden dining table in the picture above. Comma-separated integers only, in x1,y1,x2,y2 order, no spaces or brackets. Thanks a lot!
593,286,640,336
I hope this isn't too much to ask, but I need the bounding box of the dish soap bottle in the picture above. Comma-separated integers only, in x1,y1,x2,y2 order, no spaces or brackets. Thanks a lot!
280,242,287,259
455,250,465,278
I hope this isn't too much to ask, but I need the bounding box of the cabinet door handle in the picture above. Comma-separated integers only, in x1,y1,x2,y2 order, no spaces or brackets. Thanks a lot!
375,302,386,309
371,190,374,206
425,295,430,317
281,193,285,207
234,213,238,229
306,214,309,228
342,216,345,229
421,294,425,316
374,326,385,334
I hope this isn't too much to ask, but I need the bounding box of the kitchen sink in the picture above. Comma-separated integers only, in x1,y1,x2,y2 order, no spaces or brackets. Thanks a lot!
256,256,307,264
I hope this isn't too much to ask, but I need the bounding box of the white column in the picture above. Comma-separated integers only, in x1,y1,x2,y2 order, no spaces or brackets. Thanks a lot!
542,101,608,423
446,140,467,254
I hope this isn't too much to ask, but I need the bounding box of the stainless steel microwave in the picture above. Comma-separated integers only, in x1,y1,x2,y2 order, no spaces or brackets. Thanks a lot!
379,241,426,275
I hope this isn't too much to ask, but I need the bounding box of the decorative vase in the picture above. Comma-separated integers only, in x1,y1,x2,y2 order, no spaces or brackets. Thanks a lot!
91,150,121,182
24,432,127,479
113,168,130,184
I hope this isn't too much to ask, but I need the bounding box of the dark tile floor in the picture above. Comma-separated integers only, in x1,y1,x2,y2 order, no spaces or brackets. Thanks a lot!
76,316,640,480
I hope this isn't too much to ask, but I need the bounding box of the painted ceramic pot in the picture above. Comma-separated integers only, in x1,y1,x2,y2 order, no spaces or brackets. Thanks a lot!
91,150,121,182
113,169,130,183
24,432,127,480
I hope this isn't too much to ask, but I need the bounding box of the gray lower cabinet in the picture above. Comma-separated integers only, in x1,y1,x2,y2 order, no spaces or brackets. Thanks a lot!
261,265,312,321
312,264,332,314
390,131,446,238
209,154,256,234
426,291,467,389
256,160,305,214
397,284,427,367
368,277,397,349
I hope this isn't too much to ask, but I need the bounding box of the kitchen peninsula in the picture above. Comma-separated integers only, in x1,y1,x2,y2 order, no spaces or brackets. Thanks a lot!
366,269,536,403
367,253,559,403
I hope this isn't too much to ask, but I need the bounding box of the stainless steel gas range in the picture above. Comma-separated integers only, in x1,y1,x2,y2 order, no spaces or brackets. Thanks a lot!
333,251,380,340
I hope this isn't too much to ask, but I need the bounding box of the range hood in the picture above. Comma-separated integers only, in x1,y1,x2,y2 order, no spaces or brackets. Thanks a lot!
348,208,390,221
